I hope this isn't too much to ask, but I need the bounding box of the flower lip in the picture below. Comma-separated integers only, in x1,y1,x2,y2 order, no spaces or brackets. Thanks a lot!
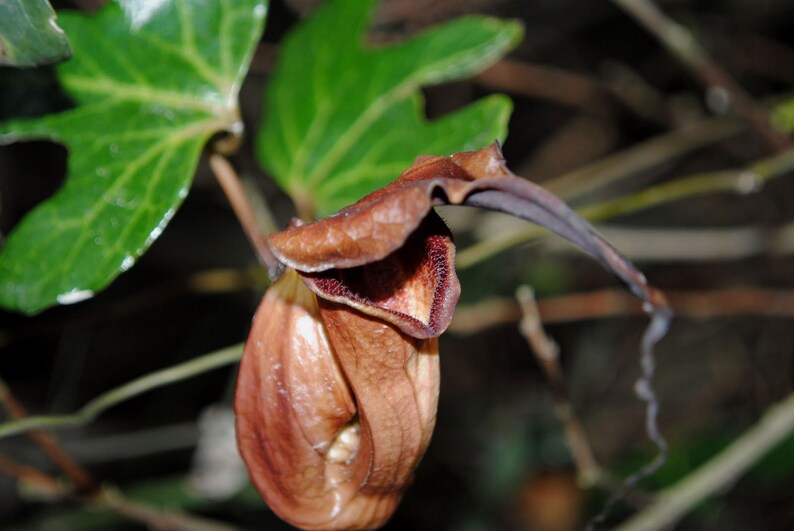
268,142,668,314
266,143,508,274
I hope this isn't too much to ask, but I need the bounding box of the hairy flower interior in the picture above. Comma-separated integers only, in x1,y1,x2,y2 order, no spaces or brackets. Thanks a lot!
303,212,460,339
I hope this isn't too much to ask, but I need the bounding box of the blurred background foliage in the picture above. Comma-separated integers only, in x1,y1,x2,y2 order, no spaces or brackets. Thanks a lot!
1,0,794,529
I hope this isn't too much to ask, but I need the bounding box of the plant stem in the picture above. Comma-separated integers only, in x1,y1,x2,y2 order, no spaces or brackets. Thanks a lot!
293,191,317,222
0,379,97,493
474,59,619,117
0,344,243,440
450,287,794,334
543,118,742,202
577,148,794,221
516,286,601,487
0,453,63,495
9,468,240,531
609,0,791,150
616,391,794,531
577,223,794,262
95,487,239,531
209,152,282,280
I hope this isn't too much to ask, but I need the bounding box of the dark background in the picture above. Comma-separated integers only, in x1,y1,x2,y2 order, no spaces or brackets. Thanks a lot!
1,0,793,529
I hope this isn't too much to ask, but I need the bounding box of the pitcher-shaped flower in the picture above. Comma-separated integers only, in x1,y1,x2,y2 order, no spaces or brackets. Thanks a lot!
235,143,670,530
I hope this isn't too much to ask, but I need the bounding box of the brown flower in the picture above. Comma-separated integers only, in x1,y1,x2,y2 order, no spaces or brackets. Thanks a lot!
234,143,670,530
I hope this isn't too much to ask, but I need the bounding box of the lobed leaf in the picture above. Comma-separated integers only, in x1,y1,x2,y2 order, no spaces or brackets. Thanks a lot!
257,0,522,217
0,0,71,67
0,0,268,314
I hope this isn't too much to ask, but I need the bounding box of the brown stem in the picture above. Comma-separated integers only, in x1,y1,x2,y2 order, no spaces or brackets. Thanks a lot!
515,286,601,487
517,115,619,182
450,287,794,335
95,488,238,531
609,0,792,151
0,451,237,530
474,59,619,118
543,117,742,202
293,191,317,222
0,453,62,495
0,379,97,493
208,152,282,279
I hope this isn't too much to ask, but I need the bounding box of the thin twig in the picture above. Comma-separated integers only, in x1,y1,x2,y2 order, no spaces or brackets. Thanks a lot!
515,286,601,487
0,454,238,530
543,117,743,202
578,146,794,220
457,146,794,268
599,61,670,124
0,453,62,495
616,390,794,531
572,223,794,262
0,338,238,529
518,115,619,182
514,286,670,523
63,423,199,464
587,305,671,529
450,287,794,335
609,0,791,151
95,487,238,531
0,379,97,493
474,59,619,117
0,344,243,440
473,220,794,263
209,152,282,280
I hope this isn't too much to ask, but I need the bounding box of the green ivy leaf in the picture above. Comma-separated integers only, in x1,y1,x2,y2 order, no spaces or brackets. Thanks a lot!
257,0,522,217
0,0,71,67
0,0,268,314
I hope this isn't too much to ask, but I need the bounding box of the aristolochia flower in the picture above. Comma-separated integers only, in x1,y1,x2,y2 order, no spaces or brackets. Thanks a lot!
234,143,670,530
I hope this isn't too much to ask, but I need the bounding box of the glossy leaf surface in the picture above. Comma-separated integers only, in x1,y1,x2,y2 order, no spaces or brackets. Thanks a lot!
0,0,71,67
257,0,522,217
0,0,268,314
